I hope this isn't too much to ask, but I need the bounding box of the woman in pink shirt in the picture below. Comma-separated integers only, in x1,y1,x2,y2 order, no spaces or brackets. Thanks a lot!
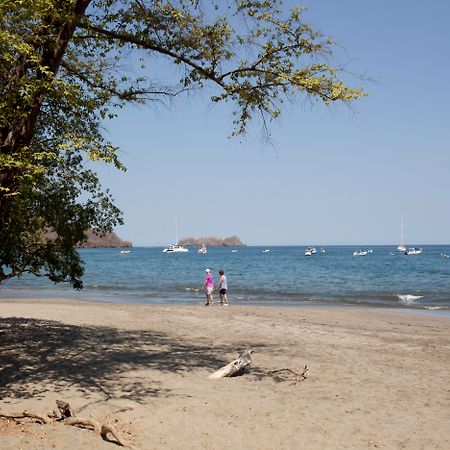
204,268,215,306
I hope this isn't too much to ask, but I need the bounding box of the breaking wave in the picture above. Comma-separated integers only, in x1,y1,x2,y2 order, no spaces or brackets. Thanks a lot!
397,294,423,304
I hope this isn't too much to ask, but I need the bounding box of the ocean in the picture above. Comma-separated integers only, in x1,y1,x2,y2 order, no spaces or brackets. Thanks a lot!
1,245,450,312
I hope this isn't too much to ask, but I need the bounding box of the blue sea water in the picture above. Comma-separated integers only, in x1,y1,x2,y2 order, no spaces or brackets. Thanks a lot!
1,245,450,311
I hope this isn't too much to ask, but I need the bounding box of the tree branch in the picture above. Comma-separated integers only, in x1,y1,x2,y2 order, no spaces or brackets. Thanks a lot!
80,24,227,89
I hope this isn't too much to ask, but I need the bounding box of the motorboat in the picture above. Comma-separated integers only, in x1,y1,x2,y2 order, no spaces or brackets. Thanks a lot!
118,250,131,255
353,249,368,256
405,247,422,255
320,248,326,253
262,249,270,253
198,245,207,254
231,249,238,253
163,244,189,253
305,249,312,256
305,246,316,255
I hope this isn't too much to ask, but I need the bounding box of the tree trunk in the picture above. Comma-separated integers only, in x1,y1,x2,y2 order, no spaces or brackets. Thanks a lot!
0,1,92,239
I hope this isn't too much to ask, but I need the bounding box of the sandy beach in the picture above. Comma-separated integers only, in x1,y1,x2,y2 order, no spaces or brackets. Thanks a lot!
0,299,449,449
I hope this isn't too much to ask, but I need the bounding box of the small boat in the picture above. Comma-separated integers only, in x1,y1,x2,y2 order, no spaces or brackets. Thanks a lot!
320,248,326,253
198,244,207,254
305,249,312,256
353,249,368,256
405,247,422,255
262,249,270,253
231,250,238,253
305,246,316,255
163,244,189,253
118,250,131,255
441,253,449,259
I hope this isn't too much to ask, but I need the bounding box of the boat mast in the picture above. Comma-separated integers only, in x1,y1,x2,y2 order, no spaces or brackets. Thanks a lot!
400,216,404,246
175,210,178,245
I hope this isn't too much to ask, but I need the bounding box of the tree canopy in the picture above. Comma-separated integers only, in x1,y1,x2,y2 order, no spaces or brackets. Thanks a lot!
0,0,365,288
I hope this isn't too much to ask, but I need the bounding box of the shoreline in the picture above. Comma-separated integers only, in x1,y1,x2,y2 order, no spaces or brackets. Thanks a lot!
1,299,449,449
1,295,450,319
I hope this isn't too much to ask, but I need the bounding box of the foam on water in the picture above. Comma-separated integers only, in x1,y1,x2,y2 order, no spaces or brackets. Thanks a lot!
397,294,423,304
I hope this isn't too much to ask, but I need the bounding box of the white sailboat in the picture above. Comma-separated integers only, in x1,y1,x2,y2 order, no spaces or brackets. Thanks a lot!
405,247,422,255
397,217,406,253
163,244,188,253
163,212,189,253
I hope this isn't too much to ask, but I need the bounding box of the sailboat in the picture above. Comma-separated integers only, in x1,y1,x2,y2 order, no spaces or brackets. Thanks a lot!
198,231,207,254
163,212,189,253
397,217,406,253
405,247,422,255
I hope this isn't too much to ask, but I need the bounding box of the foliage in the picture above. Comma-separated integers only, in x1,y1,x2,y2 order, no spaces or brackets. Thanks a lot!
0,0,365,288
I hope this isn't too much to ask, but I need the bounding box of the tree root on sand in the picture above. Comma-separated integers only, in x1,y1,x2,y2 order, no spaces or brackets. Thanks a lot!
0,400,134,448
101,423,133,447
65,416,101,433
0,410,48,424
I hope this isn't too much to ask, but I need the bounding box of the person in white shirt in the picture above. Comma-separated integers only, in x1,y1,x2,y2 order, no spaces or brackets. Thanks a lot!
218,269,229,306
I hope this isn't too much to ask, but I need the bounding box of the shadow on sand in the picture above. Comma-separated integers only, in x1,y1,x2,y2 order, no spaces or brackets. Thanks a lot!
0,317,267,403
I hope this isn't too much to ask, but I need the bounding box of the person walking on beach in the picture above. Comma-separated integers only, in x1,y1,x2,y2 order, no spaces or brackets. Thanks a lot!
204,268,214,306
218,269,229,306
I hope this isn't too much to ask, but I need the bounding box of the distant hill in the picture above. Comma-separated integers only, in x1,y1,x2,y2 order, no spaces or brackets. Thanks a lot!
77,230,132,248
178,236,245,247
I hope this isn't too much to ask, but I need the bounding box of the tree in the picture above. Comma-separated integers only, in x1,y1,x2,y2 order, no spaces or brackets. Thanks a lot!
0,0,365,288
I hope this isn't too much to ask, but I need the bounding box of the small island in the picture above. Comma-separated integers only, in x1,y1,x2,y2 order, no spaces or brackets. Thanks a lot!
77,230,132,248
178,236,245,247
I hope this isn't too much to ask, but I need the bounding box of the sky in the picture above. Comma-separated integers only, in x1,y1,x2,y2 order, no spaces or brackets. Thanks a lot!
97,0,450,247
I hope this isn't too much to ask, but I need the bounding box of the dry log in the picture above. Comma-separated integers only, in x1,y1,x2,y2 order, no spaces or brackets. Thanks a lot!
209,349,253,379
0,410,48,424
65,416,101,433
101,423,133,448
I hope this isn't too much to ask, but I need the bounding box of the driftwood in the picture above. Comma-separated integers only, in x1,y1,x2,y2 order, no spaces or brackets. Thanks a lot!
209,349,253,379
57,400,131,448
65,416,101,433
0,410,48,424
268,365,309,385
56,399,76,418
0,400,133,448
101,423,133,448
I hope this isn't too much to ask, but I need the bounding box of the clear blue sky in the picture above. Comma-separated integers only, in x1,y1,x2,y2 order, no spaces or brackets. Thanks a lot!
98,0,450,246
